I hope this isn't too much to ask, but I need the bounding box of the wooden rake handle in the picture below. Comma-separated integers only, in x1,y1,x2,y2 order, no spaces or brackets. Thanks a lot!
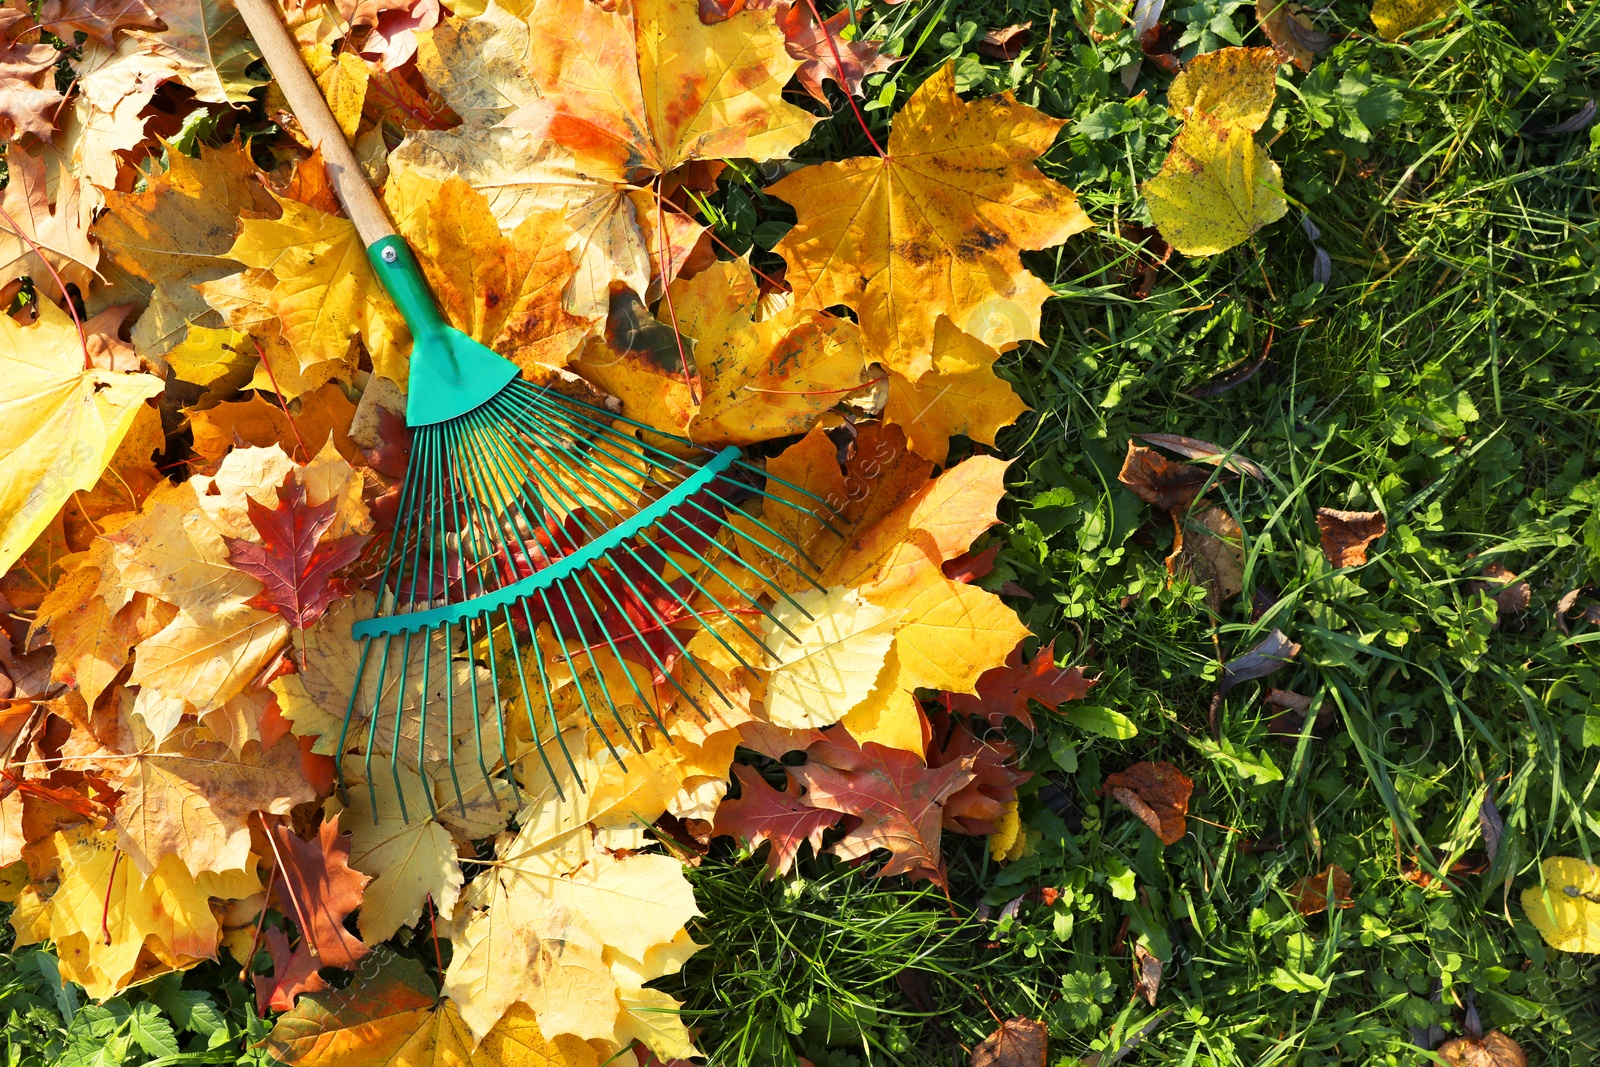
234,0,396,246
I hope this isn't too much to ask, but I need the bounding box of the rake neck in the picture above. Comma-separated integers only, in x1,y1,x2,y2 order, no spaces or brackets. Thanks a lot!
368,236,520,426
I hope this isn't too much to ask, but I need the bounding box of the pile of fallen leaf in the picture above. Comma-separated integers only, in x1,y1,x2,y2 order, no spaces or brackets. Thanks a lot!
0,0,1121,1060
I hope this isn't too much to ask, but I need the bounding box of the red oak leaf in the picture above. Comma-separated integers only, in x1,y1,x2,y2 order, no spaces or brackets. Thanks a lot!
225,473,367,631
928,711,1030,836
711,764,839,876
794,731,975,888
268,815,370,970
944,639,1096,729
253,925,330,1012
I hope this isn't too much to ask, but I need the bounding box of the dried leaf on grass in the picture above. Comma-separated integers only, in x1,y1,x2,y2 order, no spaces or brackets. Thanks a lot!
1315,508,1386,567
1437,1031,1527,1067
1135,432,1265,479
945,639,1096,729
1219,629,1301,696
1291,864,1353,914
1133,942,1162,1005
970,1016,1047,1067
1118,443,1212,514
1101,761,1192,845
1465,562,1532,614
1170,505,1244,609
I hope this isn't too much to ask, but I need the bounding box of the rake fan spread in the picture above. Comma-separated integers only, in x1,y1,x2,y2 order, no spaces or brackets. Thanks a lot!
341,376,836,820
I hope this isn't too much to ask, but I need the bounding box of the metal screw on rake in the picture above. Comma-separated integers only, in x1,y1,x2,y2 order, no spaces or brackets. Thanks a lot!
234,0,840,821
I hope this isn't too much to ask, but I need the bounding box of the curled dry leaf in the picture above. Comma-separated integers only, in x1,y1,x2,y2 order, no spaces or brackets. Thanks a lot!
1135,432,1265,480
1437,1031,1527,1067
1465,562,1531,614
1264,688,1335,737
1219,629,1301,697
1256,0,1334,69
975,22,1033,60
1133,941,1162,1006
970,1016,1047,1067
1315,508,1386,568
1118,443,1212,515
1291,864,1353,914
1101,760,1192,845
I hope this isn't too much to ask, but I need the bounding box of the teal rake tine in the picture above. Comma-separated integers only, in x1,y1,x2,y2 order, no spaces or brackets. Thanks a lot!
389,630,415,822
335,635,373,807
362,632,393,817
465,409,724,721
456,413,636,751
439,439,500,803
519,601,589,788
492,405,806,645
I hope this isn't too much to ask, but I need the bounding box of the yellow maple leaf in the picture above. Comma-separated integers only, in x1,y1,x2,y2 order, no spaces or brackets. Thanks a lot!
225,193,410,383
316,52,368,139
95,131,277,359
443,872,620,1044
882,318,1029,465
266,952,599,1067
748,427,1026,751
1144,109,1288,257
761,588,897,728
0,299,164,576
197,271,352,400
32,567,176,708
342,765,465,944
769,61,1090,382
0,146,98,303
10,825,259,998
666,259,868,446
520,0,817,176
272,593,494,761
1521,856,1600,953
385,170,598,377
108,727,314,877
1371,0,1453,38
1167,46,1281,131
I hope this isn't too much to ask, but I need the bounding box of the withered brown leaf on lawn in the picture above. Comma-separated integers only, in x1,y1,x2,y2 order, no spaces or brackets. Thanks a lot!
1438,1031,1527,1067
970,1016,1047,1067
1118,442,1213,514
1102,761,1192,845
1315,507,1386,567
1291,864,1354,914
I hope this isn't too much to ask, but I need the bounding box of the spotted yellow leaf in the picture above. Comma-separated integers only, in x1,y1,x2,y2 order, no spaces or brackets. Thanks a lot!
1144,109,1288,257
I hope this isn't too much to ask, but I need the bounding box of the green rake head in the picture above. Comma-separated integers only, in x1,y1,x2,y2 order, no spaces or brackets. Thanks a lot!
341,238,839,821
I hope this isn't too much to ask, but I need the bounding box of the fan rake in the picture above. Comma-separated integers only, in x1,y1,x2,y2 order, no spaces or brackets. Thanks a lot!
234,0,838,821
338,322,837,820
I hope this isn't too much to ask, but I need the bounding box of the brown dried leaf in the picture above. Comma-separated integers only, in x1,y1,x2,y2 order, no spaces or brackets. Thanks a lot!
1315,508,1386,568
1118,443,1211,514
1135,432,1265,479
1466,562,1531,614
1291,864,1353,914
1438,1031,1526,1067
1168,505,1243,609
971,1017,1047,1067
1133,942,1161,1006
1101,761,1192,845
975,22,1032,60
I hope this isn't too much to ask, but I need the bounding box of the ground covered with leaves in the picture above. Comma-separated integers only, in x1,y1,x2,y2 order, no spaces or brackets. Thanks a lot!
0,0,1598,1064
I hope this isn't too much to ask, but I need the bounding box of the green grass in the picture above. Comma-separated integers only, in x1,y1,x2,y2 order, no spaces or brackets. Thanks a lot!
678,0,1600,1064
7,0,1600,1064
